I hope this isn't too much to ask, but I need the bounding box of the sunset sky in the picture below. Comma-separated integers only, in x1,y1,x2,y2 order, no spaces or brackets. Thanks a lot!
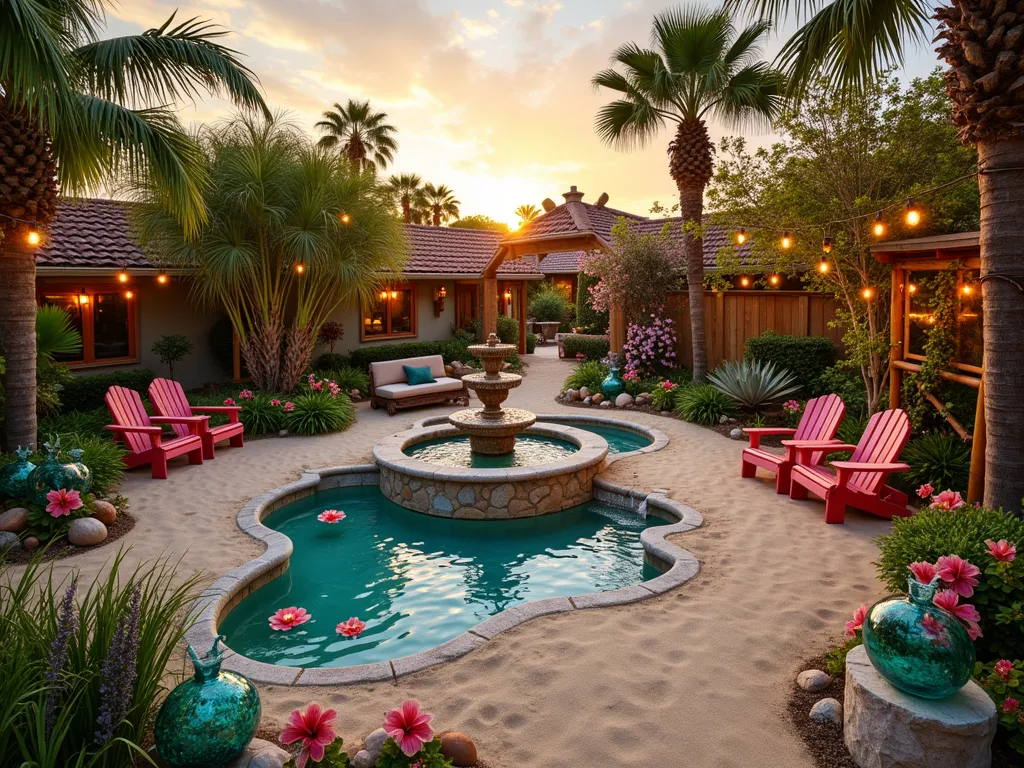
109,0,943,228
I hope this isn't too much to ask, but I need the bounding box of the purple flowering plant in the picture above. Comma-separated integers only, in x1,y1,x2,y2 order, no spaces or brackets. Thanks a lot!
622,313,679,378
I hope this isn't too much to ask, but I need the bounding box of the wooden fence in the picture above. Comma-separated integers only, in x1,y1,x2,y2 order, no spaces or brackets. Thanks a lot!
666,290,844,370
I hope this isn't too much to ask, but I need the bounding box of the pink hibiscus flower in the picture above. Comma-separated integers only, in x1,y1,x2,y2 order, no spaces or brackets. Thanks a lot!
223,397,235,406
930,489,965,510
936,554,981,597
45,488,83,518
383,699,434,757
317,509,346,523
271,399,282,407
995,660,1014,681
238,389,255,400
1004,697,1020,714
967,623,984,641
916,484,934,499
284,401,295,412
336,617,366,637
269,607,311,631
986,539,1017,563
932,589,982,623
845,605,869,637
908,561,938,584
280,702,337,768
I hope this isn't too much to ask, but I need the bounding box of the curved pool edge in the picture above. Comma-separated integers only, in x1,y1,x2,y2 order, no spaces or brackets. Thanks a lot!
185,464,702,687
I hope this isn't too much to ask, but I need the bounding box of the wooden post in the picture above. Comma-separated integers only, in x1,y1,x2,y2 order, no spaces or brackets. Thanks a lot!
518,281,527,354
715,291,726,369
232,328,242,383
609,303,626,353
482,273,498,339
889,267,905,409
968,380,986,504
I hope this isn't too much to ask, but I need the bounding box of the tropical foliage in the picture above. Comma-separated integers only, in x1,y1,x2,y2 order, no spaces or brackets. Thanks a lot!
514,204,540,225
316,99,398,173
708,359,801,411
421,183,460,226
387,173,424,223
528,286,572,324
449,215,509,233
674,384,738,425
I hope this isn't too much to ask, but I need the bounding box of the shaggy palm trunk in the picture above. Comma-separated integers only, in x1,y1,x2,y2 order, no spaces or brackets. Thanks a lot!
0,246,38,450
281,321,315,392
978,138,1024,512
239,312,285,392
346,135,365,174
432,205,441,226
401,196,411,223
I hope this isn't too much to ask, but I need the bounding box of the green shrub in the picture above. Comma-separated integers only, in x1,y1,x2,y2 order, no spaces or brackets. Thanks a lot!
323,365,370,395
900,432,972,495
875,506,1024,661
674,385,737,425
349,341,475,370
313,353,352,372
40,408,110,439
650,382,678,411
575,271,608,333
625,376,660,398
563,361,609,393
64,434,127,494
745,331,837,392
707,359,801,412
811,363,870,418
150,334,193,380
285,392,355,435
60,370,157,413
976,659,1024,756
36,361,75,417
529,286,571,323
526,333,538,354
562,334,610,361
496,315,519,346
240,394,286,437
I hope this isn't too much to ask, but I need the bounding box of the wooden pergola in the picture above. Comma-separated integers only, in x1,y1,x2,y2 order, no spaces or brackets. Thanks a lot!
871,231,985,501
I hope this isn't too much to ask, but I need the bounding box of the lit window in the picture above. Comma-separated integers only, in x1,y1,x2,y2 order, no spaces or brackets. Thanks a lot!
361,285,417,340
39,286,137,365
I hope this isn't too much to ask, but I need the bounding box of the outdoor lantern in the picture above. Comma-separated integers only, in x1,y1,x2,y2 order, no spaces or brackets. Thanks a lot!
434,285,447,316
780,232,792,249
735,228,747,245
77,291,89,305
739,276,751,288
908,282,917,294
504,289,512,300
294,261,305,275
769,274,780,286
905,199,921,227
390,289,398,300
962,283,973,296
818,255,830,274
26,229,42,246
438,285,447,299
117,267,129,283
380,289,388,301
822,236,833,254
340,212,351,225
862,287,874,301
872,212,886,238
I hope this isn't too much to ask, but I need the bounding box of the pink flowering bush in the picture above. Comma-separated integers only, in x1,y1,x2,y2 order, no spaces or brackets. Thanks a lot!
622,314,678,378
782,399,802,428
930,489,966,510
376,700,450,767
976,659,1024,756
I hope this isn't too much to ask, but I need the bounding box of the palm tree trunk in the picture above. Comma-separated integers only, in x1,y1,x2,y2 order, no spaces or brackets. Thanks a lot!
433,205,441,227
678,184,708,382
978,137,1024,512
0,244,38,451
402,196,411,223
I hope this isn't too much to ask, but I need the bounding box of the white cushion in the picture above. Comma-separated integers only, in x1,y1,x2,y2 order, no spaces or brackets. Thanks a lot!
370,355,446,387
374,377,465,400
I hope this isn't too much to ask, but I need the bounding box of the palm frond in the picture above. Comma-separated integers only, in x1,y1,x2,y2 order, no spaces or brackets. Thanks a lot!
594,98,666,149
652,6,732,75
710,62,788,130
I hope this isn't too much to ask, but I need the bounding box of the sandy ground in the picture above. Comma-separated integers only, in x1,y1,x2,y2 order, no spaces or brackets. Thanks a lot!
14,344,894,767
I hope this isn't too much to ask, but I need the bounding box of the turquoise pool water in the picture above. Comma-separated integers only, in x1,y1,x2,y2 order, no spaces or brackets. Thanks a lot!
543,420,653,454
404,434,577,468
219,486,660,668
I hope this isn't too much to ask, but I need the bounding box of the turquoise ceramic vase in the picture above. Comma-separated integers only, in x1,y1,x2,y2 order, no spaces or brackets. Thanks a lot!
154,637,261,768
28,438,92,505
0,446,36,501
601,361,625,399
862,577,975,699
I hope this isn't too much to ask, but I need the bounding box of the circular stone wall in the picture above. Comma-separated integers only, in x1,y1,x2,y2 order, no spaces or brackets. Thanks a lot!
373,423,608,519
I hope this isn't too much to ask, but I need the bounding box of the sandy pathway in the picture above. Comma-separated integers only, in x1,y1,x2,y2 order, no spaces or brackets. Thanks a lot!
16,345,892,767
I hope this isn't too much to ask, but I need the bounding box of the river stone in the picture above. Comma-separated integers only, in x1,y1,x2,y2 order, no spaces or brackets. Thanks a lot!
844,645,997,768
730,427,744,440
457,487,476,506
0,531,22,552
223,738,291,768
579,386,590,399
68,517,108,547
600,400,611,408
0,507,29,533
91,499,117,524
591,393,604,404
583,397,592,405
798,669,832,692
351,751,374,768
431,495,454,514
566,388,579,401
23,536,40,551
810,698,843,725
438,731,478,767
615,393,633,407
491,484,515,508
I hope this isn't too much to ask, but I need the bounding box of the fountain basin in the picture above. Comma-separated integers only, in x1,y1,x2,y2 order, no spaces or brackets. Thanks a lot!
373,422,608,519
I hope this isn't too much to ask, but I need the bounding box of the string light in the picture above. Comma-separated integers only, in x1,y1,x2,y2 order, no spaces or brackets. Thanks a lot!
26,230,42,246
818,256,830,274
769,274,780,286
905,199,921,227
117,267,129,283
822,237,833,254
735,228,747,245
872,212,886,238
340,212,352,225
862,287,874,301
156,271,169,285
124,290,134,300
739,276,751,288
780,231,792,249
294,261,305,275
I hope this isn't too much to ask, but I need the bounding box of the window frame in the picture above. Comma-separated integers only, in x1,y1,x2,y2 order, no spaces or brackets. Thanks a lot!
36,279,141,367
359,283,418,342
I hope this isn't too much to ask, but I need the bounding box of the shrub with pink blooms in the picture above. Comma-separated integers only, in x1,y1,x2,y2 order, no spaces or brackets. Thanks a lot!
975,659,1024,756
281,702,351,768
376,700,451,768
622,315,679,378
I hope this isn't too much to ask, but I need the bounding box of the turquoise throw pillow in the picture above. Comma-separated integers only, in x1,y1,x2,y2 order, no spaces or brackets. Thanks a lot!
403,365,436,385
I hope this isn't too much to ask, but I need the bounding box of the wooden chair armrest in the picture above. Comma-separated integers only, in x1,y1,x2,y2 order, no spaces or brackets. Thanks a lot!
150,415,208,435
742,427,796,449
831,461,911,473
105,424,161,435
190,406,242,423
781,440,854,449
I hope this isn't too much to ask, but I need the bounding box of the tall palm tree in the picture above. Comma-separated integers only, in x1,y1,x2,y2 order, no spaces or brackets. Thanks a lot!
592,6,786,382
422,183,461,225
515,203,541,226
0,5,267,449
726,0,1024,510
388,173,425,223
315,99,398,174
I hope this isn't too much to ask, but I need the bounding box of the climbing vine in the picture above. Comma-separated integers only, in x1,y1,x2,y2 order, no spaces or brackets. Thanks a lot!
903,266,960,428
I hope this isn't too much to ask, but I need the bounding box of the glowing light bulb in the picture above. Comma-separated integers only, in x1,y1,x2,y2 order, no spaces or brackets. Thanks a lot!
739,276,751,288
872,212,886,238
78,292,89,305
117,269,129,283
822,237,833,254
294,262,305,274
390,289,398,299
905,199,921,227
735,229,747,245
908,283,917,294
124,290,134,299
26,230,41,246
157,271,169,285
818,257,830,274
862,287,874,301
769,274,780,286
962,284,973,296
780,232,792,249
340,212,351,225
380,290,388,300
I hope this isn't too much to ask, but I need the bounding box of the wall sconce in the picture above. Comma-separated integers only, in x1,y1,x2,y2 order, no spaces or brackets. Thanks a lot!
124,290,134,300
77,290,89,305
434,285,447,317
26,229,42,246
503,289,512,300
390,289,398,300
379,288,388,301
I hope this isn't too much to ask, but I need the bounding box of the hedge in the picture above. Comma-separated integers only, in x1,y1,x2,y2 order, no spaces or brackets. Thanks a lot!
526,333,538,354
313,353,352,372
348,340,478,370
562,334,610,361
744,331,837,391
575,271,608,334
60,369,157,413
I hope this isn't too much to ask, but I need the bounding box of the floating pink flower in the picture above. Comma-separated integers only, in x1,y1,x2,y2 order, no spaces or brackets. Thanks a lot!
317,509,346,523
995,660,1014,681
271,399,281,407
845,605,868,637
45,488,83,518
336,617,366,637
932,589,982,623
284,402,295,412
936,554,981,597
223,397,235,406
281,702,337,768
908,561,938,584
916,484,934,499
986,539,1017,563
1004,697,1020,714
269,607,311,631
930,489,965,510
383,699,434,757
238,389,255,400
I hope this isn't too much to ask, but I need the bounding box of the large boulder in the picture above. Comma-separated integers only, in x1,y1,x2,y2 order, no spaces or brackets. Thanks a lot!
68,517,108,547
844,645,997,768
0,507,29,533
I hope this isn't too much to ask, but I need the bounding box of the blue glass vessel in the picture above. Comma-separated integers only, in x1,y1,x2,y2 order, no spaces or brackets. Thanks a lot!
28,439,92,505
601,360,625,399
862,577,975,699
0,446,35,501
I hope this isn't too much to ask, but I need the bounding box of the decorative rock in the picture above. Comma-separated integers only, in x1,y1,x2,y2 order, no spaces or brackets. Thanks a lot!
23,536,40,551
222,738,291,768
91,499,117,524
583,397,592,405
599,400,612,408
360,728,389,764
728,417,738,423
729,427,744,440
591,393,604,404
579,386,590,399
566,388,579,401
615,393,633,407
810,698,843,725
67,517,108,546
660,410,671,416
0,506,29,533
0,531,22,552
438,731,478,767
844,645,997,768
719,414,730,424
351,751,374,768
797,669,832,692
431,495,454,514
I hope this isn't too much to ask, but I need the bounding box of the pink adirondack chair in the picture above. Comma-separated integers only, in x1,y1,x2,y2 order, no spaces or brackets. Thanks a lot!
148,378,244,460
740,394,846,493
104,386,205,479
787,408,913,524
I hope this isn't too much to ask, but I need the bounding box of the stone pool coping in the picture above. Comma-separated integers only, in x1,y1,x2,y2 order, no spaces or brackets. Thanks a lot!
185,462,701,687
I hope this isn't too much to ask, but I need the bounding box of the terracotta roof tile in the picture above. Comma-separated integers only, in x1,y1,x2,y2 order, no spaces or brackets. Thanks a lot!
36,199,150,268
403,225,537,275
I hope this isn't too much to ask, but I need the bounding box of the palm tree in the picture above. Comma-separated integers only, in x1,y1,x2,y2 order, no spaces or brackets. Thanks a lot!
515,204,541,226
725,0,1024,511
592,6,785,382
315,99,398,174
422,183,461,226
388,173,425,223
0,6,266,449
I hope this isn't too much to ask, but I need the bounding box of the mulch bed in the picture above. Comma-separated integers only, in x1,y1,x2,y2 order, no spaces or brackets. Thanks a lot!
3,506,136,565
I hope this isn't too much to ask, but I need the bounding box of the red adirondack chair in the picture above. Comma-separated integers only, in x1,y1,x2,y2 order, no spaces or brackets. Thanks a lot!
787,408,913,524
104,386,205,479
740,394,846,494
148,378,244,460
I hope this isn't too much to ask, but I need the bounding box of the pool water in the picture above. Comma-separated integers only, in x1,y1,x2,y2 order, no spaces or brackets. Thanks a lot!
219,486,661,668
543,420,653,454
404,434,577,468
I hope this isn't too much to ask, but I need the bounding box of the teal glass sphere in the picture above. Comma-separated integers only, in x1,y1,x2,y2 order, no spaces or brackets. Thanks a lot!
155,637,261,768
28,440,92,505
862,577,975,699
0,447,36,501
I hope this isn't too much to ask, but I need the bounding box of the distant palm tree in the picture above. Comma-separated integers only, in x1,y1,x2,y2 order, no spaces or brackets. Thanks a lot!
422,183,461,226
388,173,425,223
515,204,541,226
592,6,785,382
316,99,398,173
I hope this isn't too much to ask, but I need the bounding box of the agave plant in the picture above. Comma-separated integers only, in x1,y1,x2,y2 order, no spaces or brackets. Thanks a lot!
707,359,801,412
